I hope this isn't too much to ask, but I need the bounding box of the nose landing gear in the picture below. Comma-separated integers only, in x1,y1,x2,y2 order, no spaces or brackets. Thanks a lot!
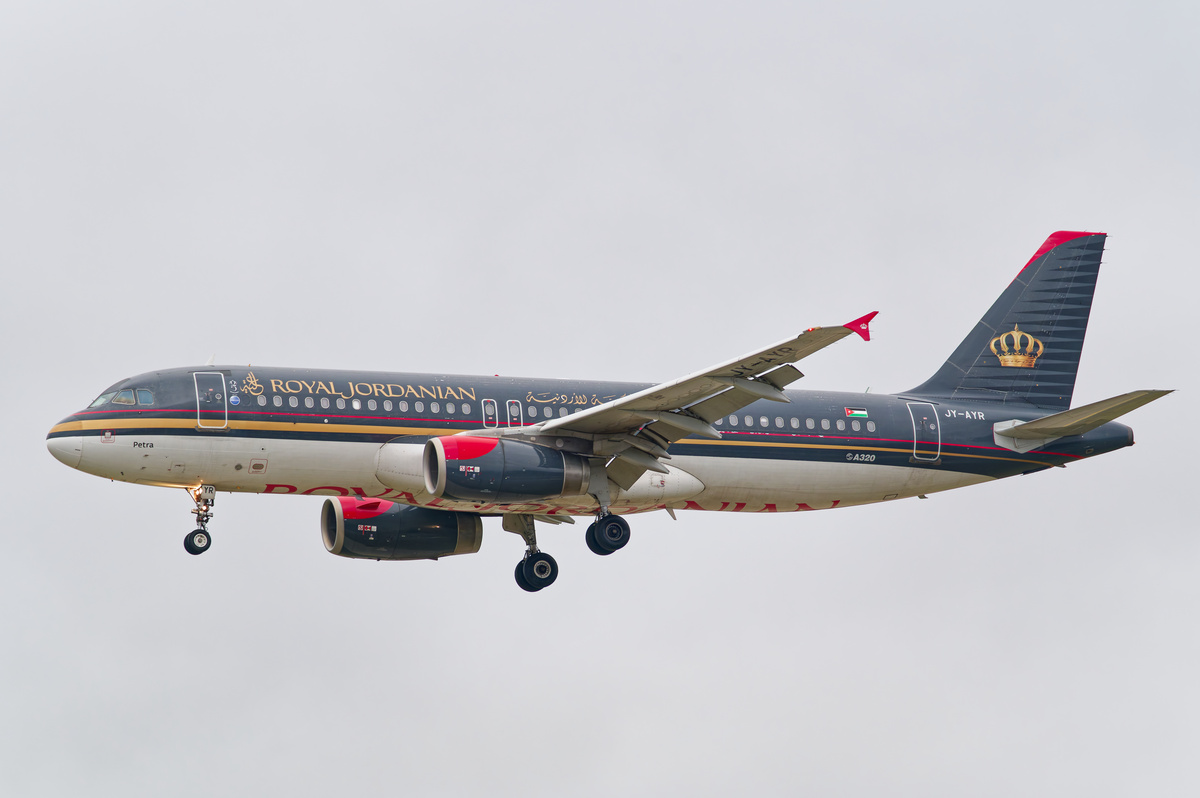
185,485,216,556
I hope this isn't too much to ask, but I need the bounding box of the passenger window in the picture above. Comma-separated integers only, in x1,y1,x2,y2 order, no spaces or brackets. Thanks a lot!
463,403,472,415
89,392,116,408
774,417,783,428
528,405,537,417
729,416,739,426
415,401,424,412
836,419,846,431
430,402,440,413
352,399,362,410
336,398,345,410
112,390,136,405
446,402,455,414
715,418,723,426
257,395,267,407
758,416,767,427
320,397,330,409
806,418,815,430
136,389,154,405
558,407,567,418
288,396,298,408
544,407,552,418
399,401,409,412
820,419,830,430
790,418,800,429
384,400,392,411
273,396,283,408
368,399,377,411
484,403,494,416
867,421,876,432
851,420,861,431
305,397,314,409
744,415,753,426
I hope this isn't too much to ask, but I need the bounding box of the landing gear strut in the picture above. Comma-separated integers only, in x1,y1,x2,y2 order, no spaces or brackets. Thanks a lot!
503,515,558,592
185,485,215,555
586,514,630,555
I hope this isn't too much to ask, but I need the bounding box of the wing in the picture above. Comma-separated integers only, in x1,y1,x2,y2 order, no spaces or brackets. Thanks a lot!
523,312,878,488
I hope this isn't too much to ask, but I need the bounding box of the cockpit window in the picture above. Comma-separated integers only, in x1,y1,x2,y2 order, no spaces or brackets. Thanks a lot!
112,390,136,405
89,392,116,408
137,389,154,405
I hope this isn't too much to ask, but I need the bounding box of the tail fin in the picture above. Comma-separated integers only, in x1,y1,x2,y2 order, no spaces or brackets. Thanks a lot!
906,231,1106,409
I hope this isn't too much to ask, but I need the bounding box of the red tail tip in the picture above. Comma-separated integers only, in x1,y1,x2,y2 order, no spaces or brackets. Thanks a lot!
844,311,878,341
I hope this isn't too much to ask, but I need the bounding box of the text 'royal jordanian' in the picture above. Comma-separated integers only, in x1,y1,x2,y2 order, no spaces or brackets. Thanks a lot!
47,232,1171,591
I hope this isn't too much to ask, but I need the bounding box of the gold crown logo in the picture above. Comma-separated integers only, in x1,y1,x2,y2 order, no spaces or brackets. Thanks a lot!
990,324,1044,368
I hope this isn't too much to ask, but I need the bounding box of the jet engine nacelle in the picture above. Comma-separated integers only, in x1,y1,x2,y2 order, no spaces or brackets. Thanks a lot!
321,497,482,560
424,436,591,503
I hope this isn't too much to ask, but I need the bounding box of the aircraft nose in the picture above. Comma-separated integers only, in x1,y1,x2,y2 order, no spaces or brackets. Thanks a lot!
47,435,84,469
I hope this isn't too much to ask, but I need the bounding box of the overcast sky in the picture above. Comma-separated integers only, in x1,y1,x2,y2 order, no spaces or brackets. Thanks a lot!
2,2,1197,796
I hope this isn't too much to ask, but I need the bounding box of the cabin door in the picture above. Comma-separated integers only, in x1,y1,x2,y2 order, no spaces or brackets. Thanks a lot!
194,372,228,430
906,402,940,462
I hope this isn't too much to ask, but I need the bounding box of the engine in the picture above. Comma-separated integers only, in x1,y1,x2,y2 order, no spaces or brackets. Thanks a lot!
424,436,590,502
321,497,482,560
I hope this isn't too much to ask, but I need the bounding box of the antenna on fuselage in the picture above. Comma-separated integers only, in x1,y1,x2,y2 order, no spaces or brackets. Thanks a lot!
204,354,216,366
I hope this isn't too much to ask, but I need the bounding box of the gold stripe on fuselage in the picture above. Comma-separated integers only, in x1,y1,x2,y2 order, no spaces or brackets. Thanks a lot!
50,416,1053,468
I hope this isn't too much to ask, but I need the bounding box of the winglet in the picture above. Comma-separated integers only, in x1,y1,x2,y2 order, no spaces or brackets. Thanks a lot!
843,311,878,341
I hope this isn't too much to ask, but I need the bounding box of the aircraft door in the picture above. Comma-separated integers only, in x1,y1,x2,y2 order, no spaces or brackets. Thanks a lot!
506,399,523,427
906,402,940,462
195,372,229,430
482,399,498,428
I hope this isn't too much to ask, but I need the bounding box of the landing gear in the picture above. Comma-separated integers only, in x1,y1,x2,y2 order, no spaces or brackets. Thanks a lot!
503,514,559,592
586,514,630,555
185,484,215,556
517,552,558,592
184,529,211,555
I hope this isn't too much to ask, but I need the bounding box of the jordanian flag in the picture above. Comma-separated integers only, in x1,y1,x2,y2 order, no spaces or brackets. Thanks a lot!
844,407,868,418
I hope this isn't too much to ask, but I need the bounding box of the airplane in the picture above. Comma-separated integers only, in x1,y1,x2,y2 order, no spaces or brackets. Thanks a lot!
46,231,1170,591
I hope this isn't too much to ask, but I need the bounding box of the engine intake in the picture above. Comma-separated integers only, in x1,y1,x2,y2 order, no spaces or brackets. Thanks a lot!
424,436,590,503
321,497,482,560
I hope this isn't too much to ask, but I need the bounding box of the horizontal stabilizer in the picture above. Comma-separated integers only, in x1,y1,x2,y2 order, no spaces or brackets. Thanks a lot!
1001,390,1172,439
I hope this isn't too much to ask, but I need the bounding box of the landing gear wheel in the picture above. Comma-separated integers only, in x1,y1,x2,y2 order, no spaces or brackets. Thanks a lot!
585,522,613,556
521,552,559,590
594,515,631,553
514,560,538,592
184,529,211,555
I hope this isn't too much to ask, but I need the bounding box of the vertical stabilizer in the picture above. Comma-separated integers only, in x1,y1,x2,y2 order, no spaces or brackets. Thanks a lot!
906,231,1106,409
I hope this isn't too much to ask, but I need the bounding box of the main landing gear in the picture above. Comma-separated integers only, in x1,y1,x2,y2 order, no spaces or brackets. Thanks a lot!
503,511,632,591
503,515,558,592
586,514,631,556
184,485,216,555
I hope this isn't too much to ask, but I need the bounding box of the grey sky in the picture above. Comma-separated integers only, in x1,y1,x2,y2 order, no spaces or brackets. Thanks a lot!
2,2,1196,796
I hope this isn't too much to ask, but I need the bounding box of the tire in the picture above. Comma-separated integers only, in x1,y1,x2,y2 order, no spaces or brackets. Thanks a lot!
522,552,558,590
595,515,631,553
585,523,612,556
184,529,211,556
515,560,539,592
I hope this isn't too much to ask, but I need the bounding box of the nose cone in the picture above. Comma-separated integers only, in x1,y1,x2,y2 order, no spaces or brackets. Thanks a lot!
47,435,84,469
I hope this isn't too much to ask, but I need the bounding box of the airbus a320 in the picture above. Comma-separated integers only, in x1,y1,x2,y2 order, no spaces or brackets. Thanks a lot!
47,231,1169,591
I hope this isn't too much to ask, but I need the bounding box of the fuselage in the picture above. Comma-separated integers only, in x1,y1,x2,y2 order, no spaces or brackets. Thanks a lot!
46,365,1134,516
